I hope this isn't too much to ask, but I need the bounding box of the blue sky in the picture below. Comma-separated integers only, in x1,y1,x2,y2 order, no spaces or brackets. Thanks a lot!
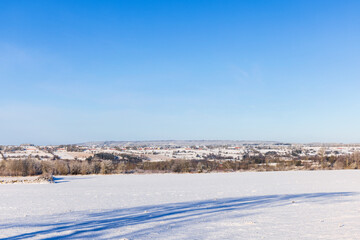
1,0,360,145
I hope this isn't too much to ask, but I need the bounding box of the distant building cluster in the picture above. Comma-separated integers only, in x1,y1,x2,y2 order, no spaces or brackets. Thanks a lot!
1,141,360,163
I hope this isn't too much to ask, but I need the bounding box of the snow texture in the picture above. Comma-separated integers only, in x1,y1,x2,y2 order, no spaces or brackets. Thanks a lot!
1,170,360,239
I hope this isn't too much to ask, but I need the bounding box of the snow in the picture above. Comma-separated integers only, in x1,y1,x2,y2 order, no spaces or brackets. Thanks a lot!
0,176,52,184
53,151,75,160
1,170,360,239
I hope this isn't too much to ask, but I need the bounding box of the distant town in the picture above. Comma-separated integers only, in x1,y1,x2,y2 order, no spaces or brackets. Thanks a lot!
2,140,360,163
1,140,360,177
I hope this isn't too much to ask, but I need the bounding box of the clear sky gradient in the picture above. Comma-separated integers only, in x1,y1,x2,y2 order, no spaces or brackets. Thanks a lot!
1,0,360,145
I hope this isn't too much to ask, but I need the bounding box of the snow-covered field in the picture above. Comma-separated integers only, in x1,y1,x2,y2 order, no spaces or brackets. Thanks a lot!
1,170,360,239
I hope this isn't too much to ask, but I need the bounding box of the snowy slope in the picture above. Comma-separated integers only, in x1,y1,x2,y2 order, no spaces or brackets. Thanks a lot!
1,171,360,239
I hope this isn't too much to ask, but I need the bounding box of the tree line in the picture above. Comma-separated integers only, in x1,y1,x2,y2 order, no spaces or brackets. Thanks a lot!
1,151,360,176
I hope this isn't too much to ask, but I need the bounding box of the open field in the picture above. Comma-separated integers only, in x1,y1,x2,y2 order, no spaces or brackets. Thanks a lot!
1,171,360,239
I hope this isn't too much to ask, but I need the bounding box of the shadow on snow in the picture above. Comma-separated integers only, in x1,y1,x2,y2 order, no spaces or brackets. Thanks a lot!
0,192,356,240
52,176,95,184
